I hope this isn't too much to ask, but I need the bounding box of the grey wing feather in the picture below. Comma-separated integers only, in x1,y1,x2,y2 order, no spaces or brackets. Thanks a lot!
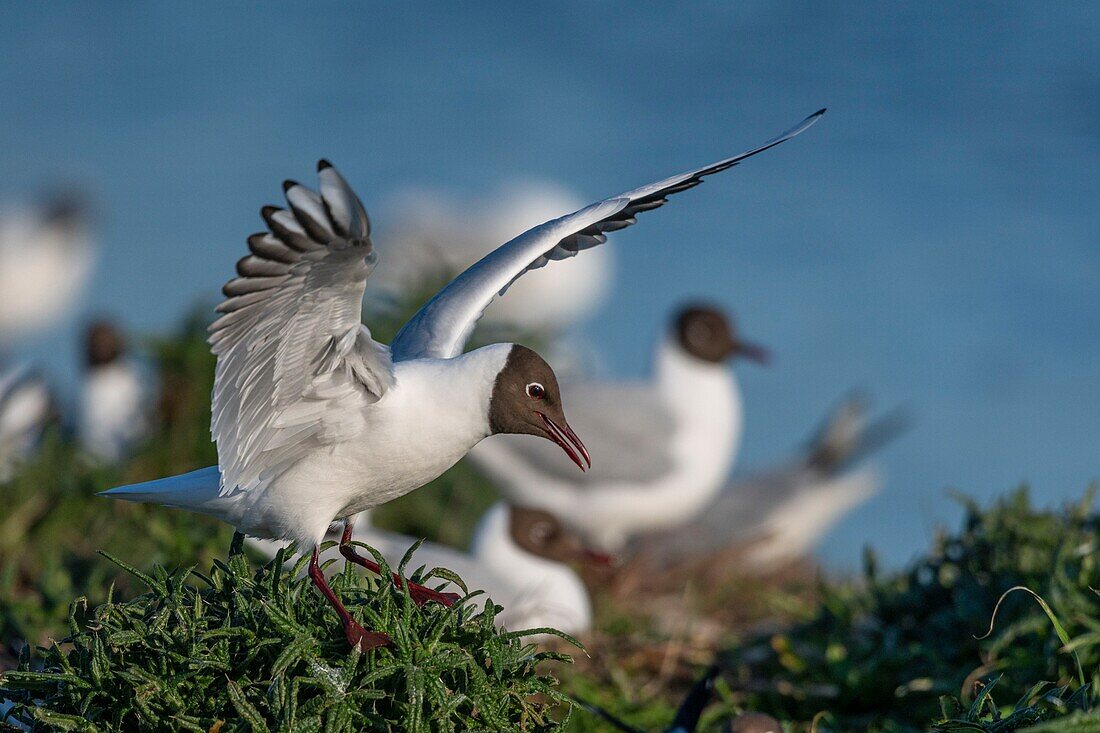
484,382,677,485
208,162,394,495
636,465,811,565
391,109,825,361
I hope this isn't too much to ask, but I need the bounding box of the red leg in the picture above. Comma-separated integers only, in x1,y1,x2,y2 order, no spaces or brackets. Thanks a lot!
339,523,460,606
308,546,391,651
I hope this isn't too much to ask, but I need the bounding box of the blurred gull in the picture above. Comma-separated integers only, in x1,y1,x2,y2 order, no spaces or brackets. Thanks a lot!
0,366,52,481
102,109,824,650
252,502,597,638
641,393,909,569
0,195,95,347
377,180,611,332
78,320,149,463
470,303,767,553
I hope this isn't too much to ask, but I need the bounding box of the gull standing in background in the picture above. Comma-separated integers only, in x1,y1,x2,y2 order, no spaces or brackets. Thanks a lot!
103,109,825,650
79,321,149,463
0,195,95,347
639,393,909,569
470,303,767,553
252,503,600,638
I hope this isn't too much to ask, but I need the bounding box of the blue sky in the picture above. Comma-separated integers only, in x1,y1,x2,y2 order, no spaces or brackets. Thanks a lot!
2,3,1098,567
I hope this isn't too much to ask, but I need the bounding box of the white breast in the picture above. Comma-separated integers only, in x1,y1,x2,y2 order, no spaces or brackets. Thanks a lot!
230,346,509,549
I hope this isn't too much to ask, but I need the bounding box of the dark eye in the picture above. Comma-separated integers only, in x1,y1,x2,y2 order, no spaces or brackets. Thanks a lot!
526,382,545,400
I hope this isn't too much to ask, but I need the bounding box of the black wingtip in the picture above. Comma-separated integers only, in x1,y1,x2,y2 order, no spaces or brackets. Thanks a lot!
317,159,333,172
814,107,827,116
282,180,298,193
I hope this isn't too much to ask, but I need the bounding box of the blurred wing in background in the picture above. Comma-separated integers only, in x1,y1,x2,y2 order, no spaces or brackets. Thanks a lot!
0,366,52,481
638,393,908,569
390,109,826,362
377,181,612,332
208,161,394,495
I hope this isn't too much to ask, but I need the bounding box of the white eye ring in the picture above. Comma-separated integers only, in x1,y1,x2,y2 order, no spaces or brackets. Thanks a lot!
530,521,553,543
526,382,546,399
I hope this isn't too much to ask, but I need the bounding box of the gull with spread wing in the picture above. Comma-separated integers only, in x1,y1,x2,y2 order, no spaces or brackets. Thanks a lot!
102,109,825,650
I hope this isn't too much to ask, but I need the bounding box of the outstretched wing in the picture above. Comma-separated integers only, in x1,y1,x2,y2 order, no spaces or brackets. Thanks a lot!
390,109,825,361
208,161,394,495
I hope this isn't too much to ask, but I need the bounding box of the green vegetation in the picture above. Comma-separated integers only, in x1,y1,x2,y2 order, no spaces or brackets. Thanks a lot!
3,306,1100,731
723,490,1100,732
1,536,573,731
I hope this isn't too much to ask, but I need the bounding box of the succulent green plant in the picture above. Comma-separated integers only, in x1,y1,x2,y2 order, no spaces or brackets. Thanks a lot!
1,534,576,731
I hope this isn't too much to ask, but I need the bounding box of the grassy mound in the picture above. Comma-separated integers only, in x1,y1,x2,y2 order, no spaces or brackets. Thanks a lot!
711,489,1100,732
1,535,574,731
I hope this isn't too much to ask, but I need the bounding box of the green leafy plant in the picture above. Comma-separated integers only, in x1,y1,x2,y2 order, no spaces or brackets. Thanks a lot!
711,489,1100,732
1,535,575,731
932,677,1095,732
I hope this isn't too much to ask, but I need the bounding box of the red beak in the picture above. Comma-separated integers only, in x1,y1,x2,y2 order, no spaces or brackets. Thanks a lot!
537,412,591,472
736,339,770,365
582,549,616,567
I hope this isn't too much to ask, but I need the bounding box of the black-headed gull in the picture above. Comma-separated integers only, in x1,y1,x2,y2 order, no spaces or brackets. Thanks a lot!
0,195,94,346
470,303,766,553
79,321,149,463
640,394,908,569
102,109,824,650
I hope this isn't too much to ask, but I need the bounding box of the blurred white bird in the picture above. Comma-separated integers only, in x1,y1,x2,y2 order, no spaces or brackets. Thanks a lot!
638,394,909,569
470,303,767,553
0,195,95,347
78,321,149,463
376,180,612,332
251,502,597,638
0,366,52,481
103,109,825,650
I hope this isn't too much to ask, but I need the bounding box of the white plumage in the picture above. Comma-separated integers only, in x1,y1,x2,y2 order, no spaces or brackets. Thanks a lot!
637,394,907,569
79,323,150,463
